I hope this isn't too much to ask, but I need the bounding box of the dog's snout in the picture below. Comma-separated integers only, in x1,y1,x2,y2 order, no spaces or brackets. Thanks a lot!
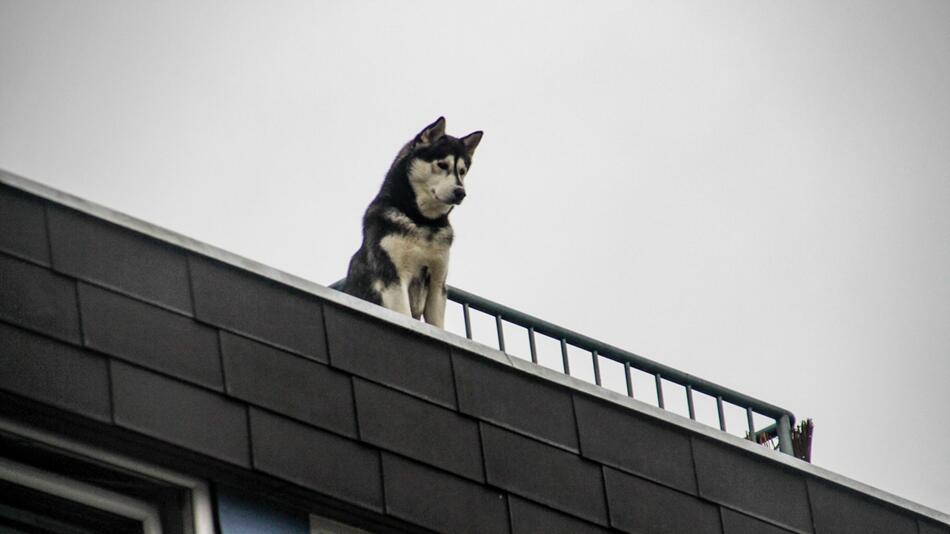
452,187,466,203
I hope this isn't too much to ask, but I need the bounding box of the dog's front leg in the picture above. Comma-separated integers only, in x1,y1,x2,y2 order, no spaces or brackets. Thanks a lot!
379,281,412,317
423,273,447,328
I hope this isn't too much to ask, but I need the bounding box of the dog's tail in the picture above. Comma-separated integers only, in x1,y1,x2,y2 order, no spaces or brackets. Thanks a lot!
328,278,346,291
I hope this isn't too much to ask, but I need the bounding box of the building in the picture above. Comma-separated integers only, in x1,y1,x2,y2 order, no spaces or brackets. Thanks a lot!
1,169,947,533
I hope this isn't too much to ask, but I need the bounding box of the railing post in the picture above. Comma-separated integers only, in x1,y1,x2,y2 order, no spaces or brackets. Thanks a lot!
462,303,472,339
560,339,570,375
777,414,794,455
495,314,506,352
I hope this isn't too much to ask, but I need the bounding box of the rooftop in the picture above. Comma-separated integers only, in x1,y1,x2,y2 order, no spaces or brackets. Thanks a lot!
1,168,948,533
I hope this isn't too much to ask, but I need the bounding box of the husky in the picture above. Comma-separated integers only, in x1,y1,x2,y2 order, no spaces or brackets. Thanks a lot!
343,117,482,327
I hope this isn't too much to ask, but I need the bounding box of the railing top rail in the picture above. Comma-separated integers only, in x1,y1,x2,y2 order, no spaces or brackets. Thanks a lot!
447,286,795,421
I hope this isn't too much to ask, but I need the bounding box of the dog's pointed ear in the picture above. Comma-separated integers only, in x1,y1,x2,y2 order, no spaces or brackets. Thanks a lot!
414,116,446,147
461,131,483,158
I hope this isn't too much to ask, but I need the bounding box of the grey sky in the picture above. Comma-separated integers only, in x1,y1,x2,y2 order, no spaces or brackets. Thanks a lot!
2,0,949,513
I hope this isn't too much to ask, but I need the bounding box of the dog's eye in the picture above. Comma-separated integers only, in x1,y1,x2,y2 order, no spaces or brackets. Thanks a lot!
437,162,449,170
459,168,466,176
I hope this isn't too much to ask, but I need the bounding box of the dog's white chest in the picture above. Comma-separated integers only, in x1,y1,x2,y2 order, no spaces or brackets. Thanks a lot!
379,230,451,279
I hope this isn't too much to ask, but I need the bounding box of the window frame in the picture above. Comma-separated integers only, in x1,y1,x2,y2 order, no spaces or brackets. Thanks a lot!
0,416,215,534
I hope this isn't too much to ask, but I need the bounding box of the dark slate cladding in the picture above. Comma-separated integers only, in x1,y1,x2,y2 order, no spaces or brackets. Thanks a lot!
353,379,483,482
1,181,947,534
574,394,696,494
692,437,813,533
110,361,250,467
604,467,721,534
808,478,917,534
721,508,797,534
324,304,455,409
481,423,608,526
0,322,111,422
220,331,356,437
381,453,509,534
0,253,80,343
248,408,383,512
453,351,578,451
189,255,328,362
0,184,50,265
79,283,223,390
920,520,950,534
508,495,611,534
46,205,192,314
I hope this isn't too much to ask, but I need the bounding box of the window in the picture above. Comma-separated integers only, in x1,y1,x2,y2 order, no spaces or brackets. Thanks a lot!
0,417,214,534
215,488,371,534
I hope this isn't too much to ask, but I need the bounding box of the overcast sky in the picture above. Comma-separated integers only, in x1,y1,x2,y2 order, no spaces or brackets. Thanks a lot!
2,0,949,514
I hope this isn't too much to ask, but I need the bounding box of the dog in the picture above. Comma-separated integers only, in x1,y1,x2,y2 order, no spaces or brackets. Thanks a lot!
343,117,482,327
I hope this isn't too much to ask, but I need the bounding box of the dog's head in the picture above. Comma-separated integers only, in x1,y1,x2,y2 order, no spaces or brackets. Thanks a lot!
399,117,482,219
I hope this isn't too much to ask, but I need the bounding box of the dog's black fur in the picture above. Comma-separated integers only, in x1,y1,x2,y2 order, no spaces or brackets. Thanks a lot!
343,118,481,321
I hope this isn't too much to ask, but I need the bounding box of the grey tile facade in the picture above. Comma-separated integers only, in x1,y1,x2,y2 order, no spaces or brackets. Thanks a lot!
605,467,722,534
354,379,483,482
220,331,357,437
325,304,456,409
720,508,797,534
190,255,328,361
0,253,81,343
249,408,383,512
111,361,251,467
0,322,110,422
574,394,696,494
453,350,579,451
382,453,509,534
0,184,50,264
808,479,918,534
1,180,946,534
481,423,609,526
508,495,611,534
47,205,193,314
80,282,223,390
693,437,813,532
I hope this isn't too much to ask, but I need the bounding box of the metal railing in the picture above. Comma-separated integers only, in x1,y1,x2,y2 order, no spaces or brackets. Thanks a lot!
330,280,795,454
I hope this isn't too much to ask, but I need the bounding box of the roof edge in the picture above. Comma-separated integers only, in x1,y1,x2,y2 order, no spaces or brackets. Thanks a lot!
2,167,947,525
